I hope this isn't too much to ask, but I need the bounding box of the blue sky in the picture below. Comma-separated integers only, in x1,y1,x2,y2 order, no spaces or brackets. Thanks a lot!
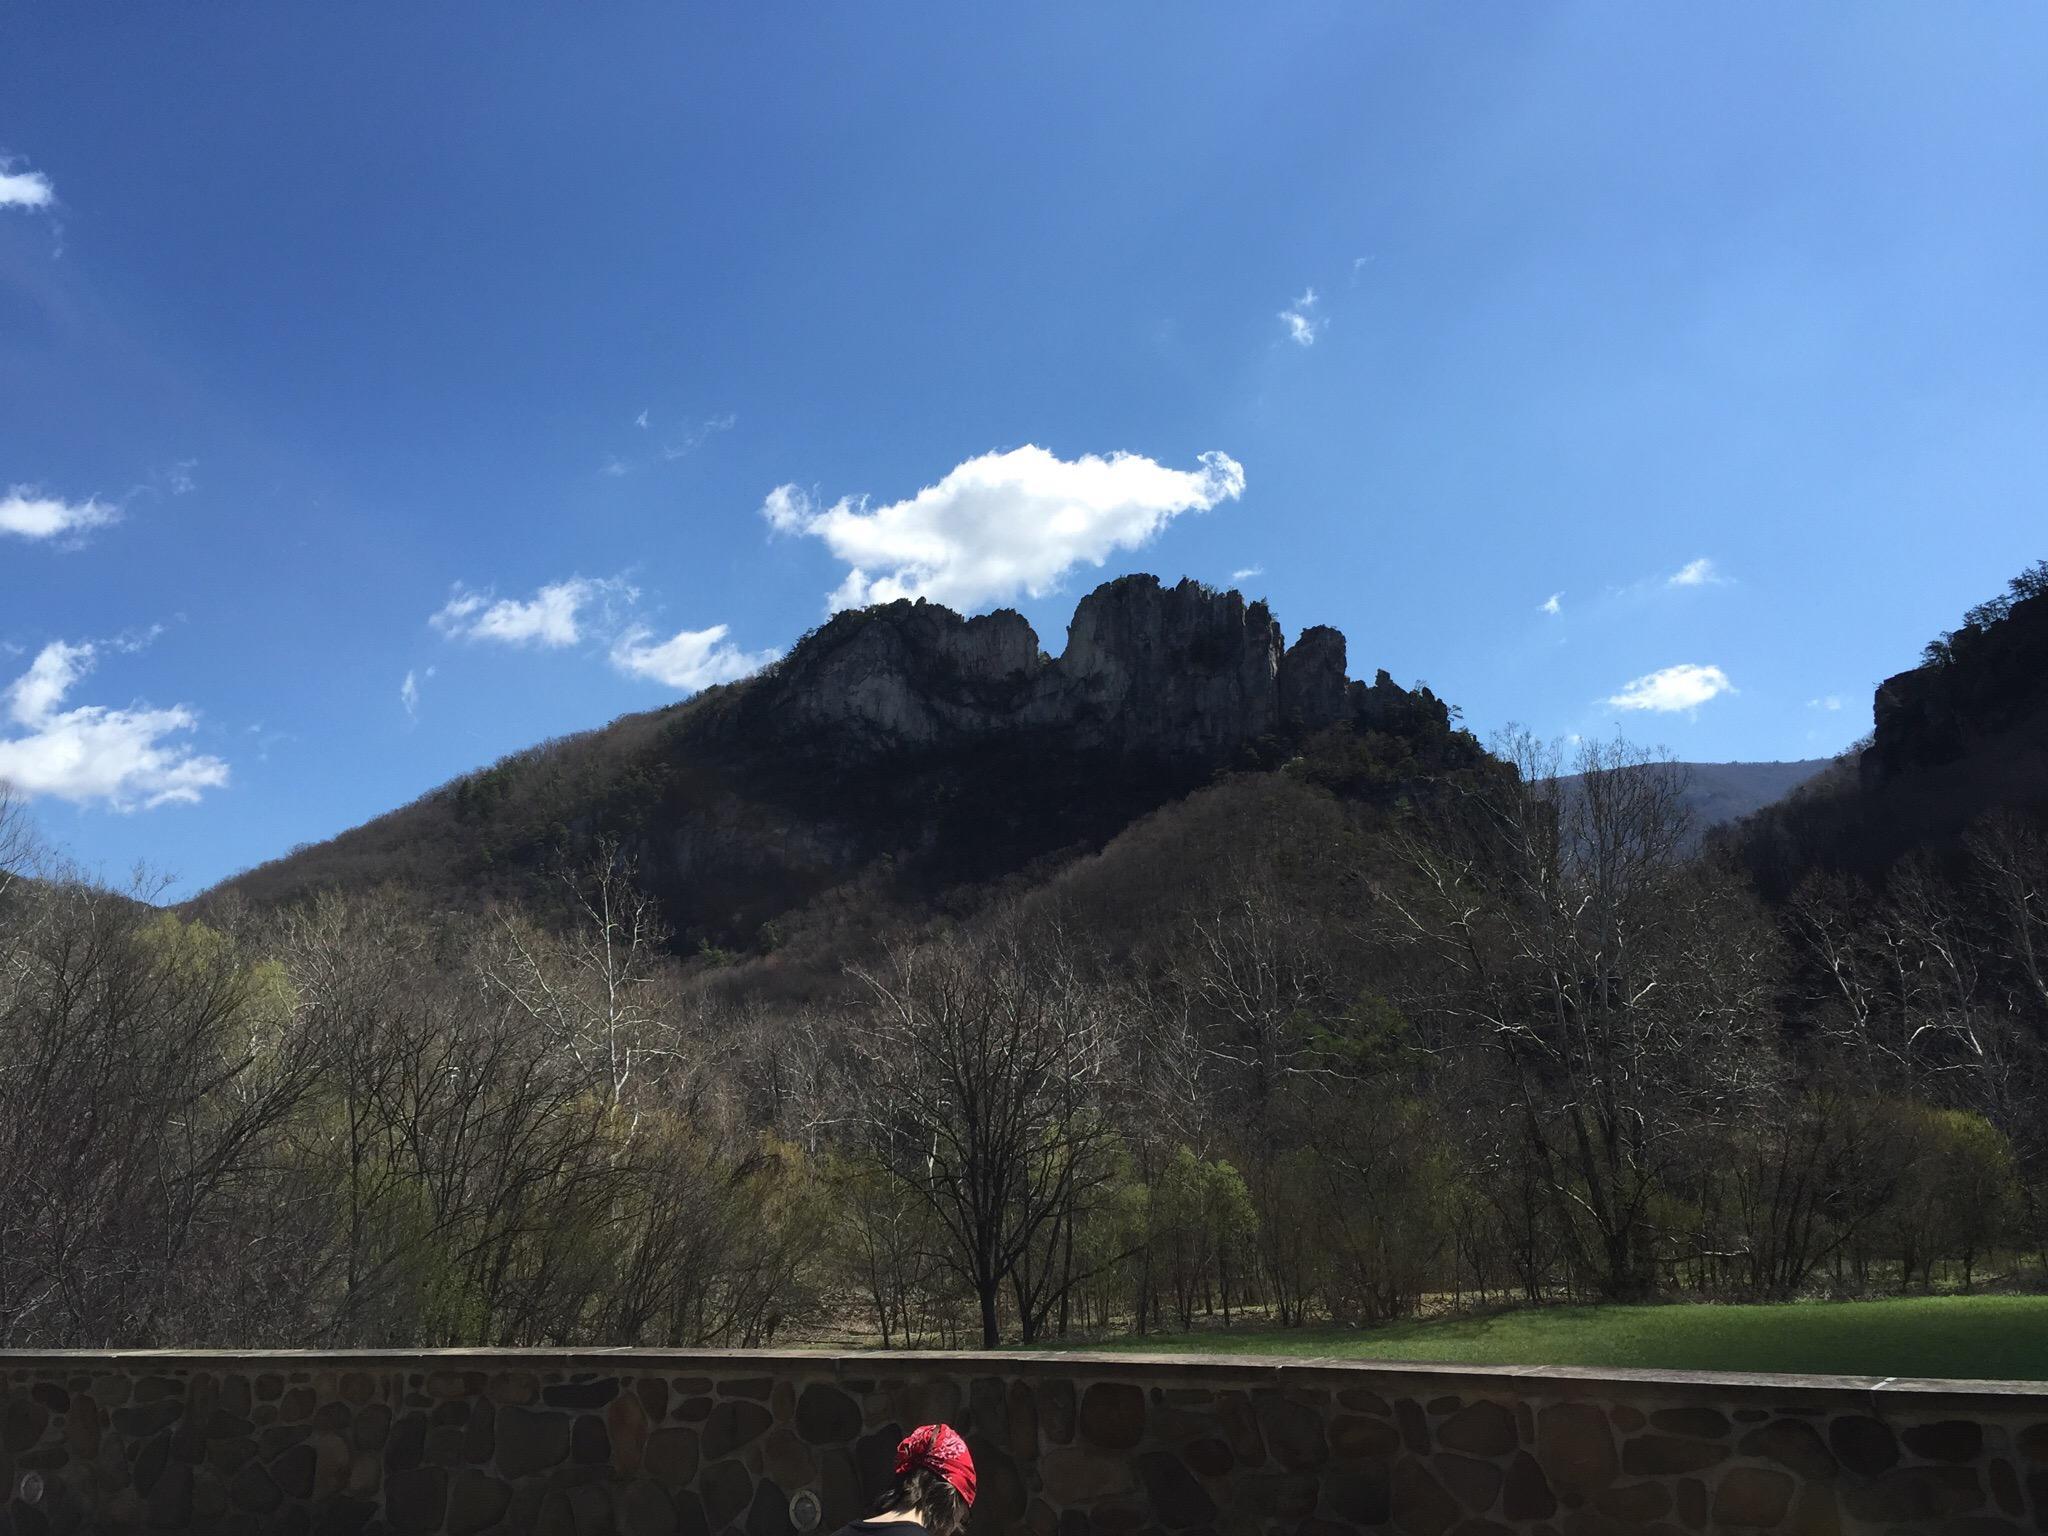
4,5,2046,895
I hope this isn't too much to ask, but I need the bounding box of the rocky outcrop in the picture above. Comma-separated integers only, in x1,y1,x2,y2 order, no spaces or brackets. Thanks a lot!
737,575,1427,767
1867,588,2048,783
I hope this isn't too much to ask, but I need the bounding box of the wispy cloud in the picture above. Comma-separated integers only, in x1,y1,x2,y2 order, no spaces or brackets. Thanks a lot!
1669,557,1726,588
165,460,198,496
661,412,737,462
633,409,648,430
1277,287,1324,348
610,624,779,693
0,639,229,809
400,667,436,721
599,456,630,478
1540,592,1563,616
1807,694,1844,712
764,444,1246,613
430,577,635,648
1607,663,1735,713
0,161,55,212
1231,566,1264,584
1,486,119,543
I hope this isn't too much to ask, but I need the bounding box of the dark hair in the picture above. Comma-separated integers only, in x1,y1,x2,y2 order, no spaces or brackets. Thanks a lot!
869,1465,969,1536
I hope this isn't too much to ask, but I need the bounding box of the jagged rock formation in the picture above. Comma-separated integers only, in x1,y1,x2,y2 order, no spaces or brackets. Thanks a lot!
206,575,1474,949
729,575,1447,767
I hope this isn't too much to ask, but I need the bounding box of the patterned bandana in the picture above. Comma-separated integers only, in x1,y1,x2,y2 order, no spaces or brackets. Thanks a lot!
894,1422,977,1507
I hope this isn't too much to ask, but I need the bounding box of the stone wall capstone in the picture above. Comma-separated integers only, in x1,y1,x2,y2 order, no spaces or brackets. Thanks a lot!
2,1348,2045,1534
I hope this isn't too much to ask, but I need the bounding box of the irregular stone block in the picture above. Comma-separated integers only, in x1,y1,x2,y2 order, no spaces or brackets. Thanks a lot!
1216,1390,1264,1467
1842,1465,1983,1523
645,1427,701,1491
1006,1380,1039,1459
1739,1417,1836,1480
1593,1479,1671,1521
702,1400,772,1460
608,1392,651,1475
1502,1450,1556,1520
1829,1414,1899,1477
446,1467,511,1536
1712,1466,1794,1528
385,1465,448,1535
1078,1383,1146,1451
1252,1391,1327,1471
1040,1444,1138,1503
1904,1419,1985,1463
1236,1470,1318,1519
616,1477,676,1536
494,1408,572,1477
1536,1402,1617,1505
1136,1450,1216,1529
1649,1406,1729,1440
1390,1457,1460,1536
543,1379,620,1411
1326,1461,1392,1524
700,1457,754,1531
794,1385,861,1446
1435,1401,1515,1458
1621,1433,1726,1476
1037,1380,1076,1446
1437,1452,1504,1513
1186,1434,1234,1476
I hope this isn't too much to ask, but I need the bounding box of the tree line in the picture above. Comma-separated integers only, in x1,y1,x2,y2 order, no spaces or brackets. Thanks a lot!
2,721,2043,1350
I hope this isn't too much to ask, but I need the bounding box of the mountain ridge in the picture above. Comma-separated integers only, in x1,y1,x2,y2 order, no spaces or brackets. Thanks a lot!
202,574,1486,948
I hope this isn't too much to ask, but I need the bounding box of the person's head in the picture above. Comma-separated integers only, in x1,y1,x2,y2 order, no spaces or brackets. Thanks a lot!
871,1422,976,1535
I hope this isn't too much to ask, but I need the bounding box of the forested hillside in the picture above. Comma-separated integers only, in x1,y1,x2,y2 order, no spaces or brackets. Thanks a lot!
3,563,2044,1353
202,576,1481,956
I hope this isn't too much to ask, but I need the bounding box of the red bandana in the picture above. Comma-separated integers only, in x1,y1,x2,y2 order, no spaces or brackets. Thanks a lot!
895,1422,976,1507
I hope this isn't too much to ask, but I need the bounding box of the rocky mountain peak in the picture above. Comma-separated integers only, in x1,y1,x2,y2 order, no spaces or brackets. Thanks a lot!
733,573,1431,766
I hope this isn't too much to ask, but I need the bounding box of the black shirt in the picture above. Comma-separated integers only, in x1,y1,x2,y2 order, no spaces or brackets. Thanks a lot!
830,1524,927,1536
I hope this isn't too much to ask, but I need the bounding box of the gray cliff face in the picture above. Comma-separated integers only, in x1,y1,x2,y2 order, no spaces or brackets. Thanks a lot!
744,574,1401,765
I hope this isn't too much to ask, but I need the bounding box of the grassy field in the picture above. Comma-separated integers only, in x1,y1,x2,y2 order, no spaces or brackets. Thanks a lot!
1085,1295,2048,1381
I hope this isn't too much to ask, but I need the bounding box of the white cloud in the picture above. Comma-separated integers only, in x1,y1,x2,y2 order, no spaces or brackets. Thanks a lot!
1231,566,1264,583
400,667,435,720
1,486,119,542
1669,557,1725,588
1807,694,1844,712
1278,287,1324,347
661,412,737,461
610,624,779,693
762,444,1246,613
1540,592,1563,616
0,164,55,211
430,578,633,648
166,460,197,496
1607,663,1735,713
600,456,630,478
634,409,648,430
0,640,229,809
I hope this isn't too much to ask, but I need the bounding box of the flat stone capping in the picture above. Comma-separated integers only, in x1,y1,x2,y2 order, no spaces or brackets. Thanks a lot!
4,1346,2046,1532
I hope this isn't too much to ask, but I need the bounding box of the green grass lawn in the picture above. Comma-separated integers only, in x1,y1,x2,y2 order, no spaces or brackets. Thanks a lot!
1084,1295,2048,1381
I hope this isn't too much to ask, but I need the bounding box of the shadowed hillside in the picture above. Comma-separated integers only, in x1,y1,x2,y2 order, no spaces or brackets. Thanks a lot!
202,575,1492,951
1730,561,2048,895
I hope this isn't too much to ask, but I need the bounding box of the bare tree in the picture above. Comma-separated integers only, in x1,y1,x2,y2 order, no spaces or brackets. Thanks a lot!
1368,733,1780,1299
847,920,1121,1347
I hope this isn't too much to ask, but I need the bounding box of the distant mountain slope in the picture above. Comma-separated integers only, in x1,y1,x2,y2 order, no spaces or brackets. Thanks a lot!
1671,760,1832,829
1548,759,1830,850
201,575,1492,951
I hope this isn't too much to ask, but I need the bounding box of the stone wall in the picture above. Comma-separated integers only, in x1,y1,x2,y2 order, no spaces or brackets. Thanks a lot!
3,1349,2045,1534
